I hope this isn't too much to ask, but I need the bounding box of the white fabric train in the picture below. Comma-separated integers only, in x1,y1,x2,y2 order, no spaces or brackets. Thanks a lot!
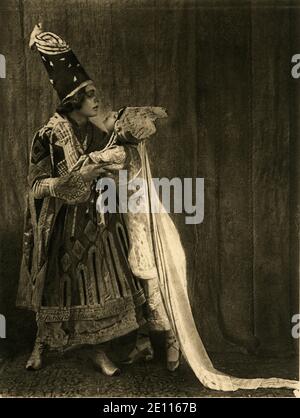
139,142,299,392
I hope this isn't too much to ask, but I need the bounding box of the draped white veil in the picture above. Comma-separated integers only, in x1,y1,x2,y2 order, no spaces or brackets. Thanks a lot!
139,142,299,392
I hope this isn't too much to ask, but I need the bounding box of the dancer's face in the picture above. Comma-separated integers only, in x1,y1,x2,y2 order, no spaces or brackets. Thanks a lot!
102,110,119,133
79,84,99,117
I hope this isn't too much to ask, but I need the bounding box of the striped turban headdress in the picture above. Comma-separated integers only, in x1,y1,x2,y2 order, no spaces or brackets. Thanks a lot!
29,23,93,101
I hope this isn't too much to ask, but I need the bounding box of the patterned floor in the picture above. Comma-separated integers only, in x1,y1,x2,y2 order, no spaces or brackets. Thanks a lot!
0,349,298,398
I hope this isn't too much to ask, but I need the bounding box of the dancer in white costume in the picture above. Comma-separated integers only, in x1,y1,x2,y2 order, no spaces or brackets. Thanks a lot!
67,105,299,392
92,108,299,392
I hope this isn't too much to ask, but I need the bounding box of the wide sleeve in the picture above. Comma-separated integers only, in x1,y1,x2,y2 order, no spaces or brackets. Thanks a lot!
28,129,91,204
68,145,129,174
88,145,127,169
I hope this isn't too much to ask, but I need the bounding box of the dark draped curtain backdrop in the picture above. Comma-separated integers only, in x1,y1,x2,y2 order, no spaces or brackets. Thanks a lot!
0,0,299,357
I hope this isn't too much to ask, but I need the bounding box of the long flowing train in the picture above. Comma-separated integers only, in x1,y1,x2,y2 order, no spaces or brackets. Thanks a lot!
140,142,298,392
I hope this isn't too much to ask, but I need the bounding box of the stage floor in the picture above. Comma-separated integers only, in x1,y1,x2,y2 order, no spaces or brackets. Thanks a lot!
0,351,297,398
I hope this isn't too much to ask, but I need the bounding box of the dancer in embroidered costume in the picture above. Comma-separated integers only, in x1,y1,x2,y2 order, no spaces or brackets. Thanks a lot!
17,25,147,376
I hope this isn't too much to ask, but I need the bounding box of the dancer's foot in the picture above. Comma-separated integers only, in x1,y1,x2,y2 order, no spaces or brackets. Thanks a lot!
166,330,180,372
91,349,121,376
26,341,44,371
121,336,154,365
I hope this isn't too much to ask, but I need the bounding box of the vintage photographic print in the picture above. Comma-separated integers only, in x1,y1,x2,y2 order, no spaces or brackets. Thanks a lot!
0,0,299,402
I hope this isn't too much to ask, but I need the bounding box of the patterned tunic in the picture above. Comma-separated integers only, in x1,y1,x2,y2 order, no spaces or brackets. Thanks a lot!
17,115,146,350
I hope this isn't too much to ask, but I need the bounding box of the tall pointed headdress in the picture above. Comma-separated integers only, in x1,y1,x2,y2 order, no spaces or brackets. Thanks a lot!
29,23,93,101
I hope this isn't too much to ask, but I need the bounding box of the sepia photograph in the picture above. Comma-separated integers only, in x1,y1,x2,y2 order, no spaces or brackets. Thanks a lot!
0,0,299,402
